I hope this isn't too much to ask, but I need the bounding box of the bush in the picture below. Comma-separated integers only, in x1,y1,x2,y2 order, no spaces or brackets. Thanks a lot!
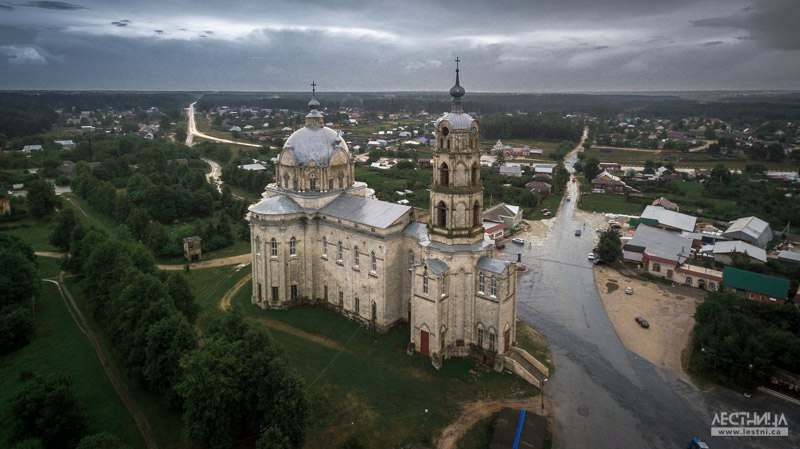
0,306,35,355
12,374,88,449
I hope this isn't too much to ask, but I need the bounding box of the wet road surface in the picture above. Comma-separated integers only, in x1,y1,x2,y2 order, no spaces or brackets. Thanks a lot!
502,179,799,449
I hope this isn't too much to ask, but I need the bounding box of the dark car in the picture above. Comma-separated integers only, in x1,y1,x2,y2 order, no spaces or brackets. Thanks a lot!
575,229,582,236
635,316,650,328
495,243,506,250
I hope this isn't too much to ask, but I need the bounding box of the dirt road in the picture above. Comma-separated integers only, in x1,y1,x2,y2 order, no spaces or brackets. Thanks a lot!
156,253,250,271
186,102,261,148
436,397,542,449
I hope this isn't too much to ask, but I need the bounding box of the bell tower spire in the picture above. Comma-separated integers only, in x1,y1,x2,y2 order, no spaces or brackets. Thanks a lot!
429,59,484,246
305,81,323,128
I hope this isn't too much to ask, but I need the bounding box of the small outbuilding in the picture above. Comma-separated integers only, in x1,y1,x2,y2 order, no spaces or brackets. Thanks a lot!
183,236,202,262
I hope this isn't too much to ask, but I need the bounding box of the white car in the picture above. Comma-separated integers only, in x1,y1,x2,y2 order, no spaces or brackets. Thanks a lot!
511,238,525,245
588,253,595,260
625,286,634,295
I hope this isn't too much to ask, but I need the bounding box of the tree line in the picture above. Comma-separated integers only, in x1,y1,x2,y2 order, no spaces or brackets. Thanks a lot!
690,291,800,388
480,113,584,142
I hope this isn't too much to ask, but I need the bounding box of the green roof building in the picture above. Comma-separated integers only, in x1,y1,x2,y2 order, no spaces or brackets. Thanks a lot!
722,266,790,304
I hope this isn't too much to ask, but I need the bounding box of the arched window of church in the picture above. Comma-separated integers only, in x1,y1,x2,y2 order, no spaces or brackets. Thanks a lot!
436,201,447,227
490,276,497,297
476,325,484,348
422,272,429,295
328,178,334,190
488,329,496,351
446,138,450,150
371,251,377,272
473,201,481,227
408,251,414,269
353,246,360,268
337,241,343,261
478,272,485,293
270,238,277,257
309,176,317,191
322,237,327,257
292,178,298,190
439,162,449,187
354,296,360,315
289,237,296,256
506,273,511,295
283,173,289,189
254,236,261,256
338,171,344,189
471,162,479,186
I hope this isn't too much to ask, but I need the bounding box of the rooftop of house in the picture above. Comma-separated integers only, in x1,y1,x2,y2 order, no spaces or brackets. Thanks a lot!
722,266,790,299
640,205,697,233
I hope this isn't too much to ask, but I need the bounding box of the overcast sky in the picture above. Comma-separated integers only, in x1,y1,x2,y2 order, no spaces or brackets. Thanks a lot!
0,0,798,92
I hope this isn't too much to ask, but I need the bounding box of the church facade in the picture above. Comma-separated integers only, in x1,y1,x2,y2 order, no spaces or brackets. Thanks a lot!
248,63,518,367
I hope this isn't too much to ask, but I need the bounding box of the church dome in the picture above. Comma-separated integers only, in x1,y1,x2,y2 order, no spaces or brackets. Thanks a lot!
283,123,348,166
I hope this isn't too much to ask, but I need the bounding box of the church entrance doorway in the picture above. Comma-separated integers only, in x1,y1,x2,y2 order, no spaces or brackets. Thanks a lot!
504,328,510,352
420,330,429,355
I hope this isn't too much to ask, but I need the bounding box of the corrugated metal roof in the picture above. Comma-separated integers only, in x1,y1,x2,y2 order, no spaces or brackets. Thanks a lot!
320,194,410,229
435,112,475,130
283,125,347,165
249,195,304,215
403,221,429,242
640,205,697,233
476,256,511,274
777,250,800,264
723,216,771,247
713,240,767,263
625,224,692,262
426,258,449,275
723,266,789,299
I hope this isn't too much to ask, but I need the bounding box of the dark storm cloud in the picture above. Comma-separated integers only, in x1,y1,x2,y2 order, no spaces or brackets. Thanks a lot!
692,0,800,50
0,3,14,10
0,24,37,44
23,1,86,10
0,0,798,90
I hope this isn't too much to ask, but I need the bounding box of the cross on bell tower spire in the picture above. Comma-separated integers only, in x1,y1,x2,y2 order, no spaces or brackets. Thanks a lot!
308,81,320,110
449,57,465,112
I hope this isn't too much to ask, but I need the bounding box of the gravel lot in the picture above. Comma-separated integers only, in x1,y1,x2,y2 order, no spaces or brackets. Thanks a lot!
594,266,703,383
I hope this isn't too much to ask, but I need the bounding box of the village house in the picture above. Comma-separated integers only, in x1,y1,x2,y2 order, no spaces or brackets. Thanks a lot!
722,267,789,304
525,181,552,197
722,216,773,249
639,205,697,233
483,203,523,231
712,240,767,265
651,196,678,211
590,170,633,194
498,165,522,177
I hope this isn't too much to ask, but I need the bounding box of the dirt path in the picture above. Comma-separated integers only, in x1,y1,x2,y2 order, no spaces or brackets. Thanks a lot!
219,272,252,310
47,274,158,449
436,397,541,449
35,251,66,258
157,253,251,270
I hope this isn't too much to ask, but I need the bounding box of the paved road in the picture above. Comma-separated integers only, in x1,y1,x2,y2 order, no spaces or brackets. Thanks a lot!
503,135,799,448
185,102,261,148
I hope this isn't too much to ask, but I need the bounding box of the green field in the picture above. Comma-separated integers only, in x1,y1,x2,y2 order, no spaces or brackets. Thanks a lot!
0,218,59,252
0,281,144,448
585,147,799,171
219,281,534,449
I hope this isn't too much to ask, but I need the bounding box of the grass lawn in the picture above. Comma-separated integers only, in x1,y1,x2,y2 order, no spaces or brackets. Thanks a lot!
36,255,63,278
0,217,59,252
456,416,494,449
64,278,188,449
223,285,534,449
0,281,144,448
528,191,564,220
577,193,647,215
61,193,123,238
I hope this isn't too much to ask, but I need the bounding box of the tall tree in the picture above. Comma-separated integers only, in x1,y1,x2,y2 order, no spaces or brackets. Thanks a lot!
12,375,88,449
26,179,59,218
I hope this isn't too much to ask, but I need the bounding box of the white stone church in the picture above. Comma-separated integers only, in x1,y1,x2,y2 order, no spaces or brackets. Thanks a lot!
248,63,518,367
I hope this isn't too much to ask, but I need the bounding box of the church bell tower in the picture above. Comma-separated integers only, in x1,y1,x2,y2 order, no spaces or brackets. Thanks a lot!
429,59,484,246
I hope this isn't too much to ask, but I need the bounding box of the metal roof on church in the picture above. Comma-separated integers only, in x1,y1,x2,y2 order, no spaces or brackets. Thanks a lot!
249,195,305,215
425,258,449,276
320,194,410,229
435,111,475,129
476,256,512,274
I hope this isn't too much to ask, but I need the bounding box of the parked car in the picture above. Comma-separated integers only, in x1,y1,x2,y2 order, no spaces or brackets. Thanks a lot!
595,227,605,234
588,253,595,260
575,229,581,236
566,196,571,201
511,238,525,245
635,316,649,328
495,243,506,250
625,286,633,295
